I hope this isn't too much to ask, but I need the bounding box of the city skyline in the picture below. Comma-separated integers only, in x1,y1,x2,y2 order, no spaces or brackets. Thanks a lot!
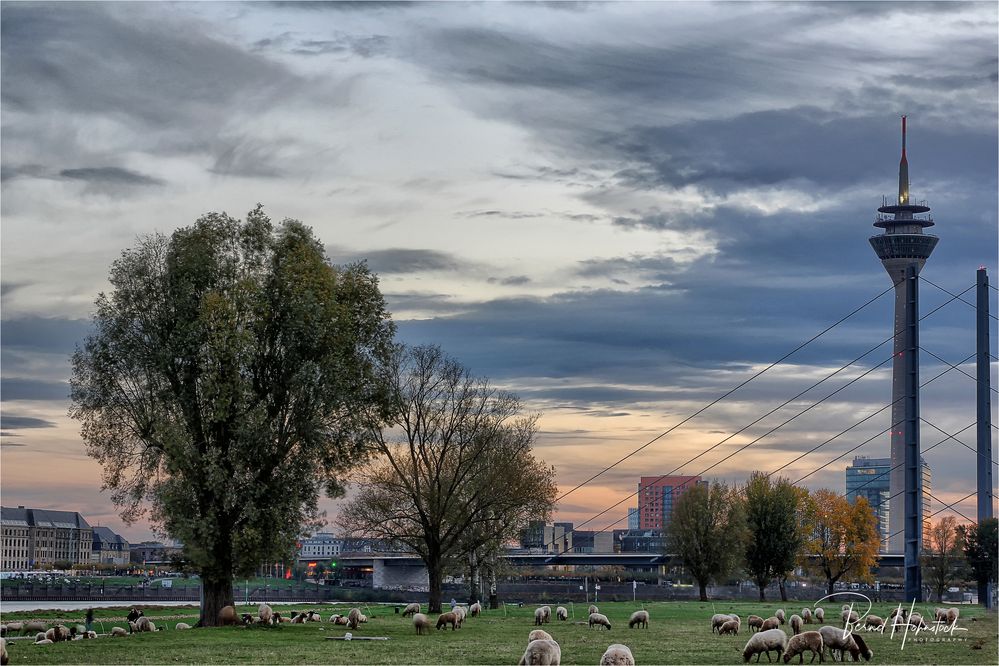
1,1,996,542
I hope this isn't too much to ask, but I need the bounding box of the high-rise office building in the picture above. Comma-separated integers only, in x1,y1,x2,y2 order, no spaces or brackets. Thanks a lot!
845,456,932,553
637,476,701,530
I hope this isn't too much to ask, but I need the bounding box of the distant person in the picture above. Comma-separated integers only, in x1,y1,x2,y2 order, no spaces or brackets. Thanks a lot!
450,598,457,609
85,608,94,633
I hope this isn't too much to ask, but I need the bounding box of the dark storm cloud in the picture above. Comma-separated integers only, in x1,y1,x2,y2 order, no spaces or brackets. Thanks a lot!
0,415,56,430
1,378,69,402
59,167,163,186
328,247,471,274
0,282,31,296
487,275,531,286
0,317,91,353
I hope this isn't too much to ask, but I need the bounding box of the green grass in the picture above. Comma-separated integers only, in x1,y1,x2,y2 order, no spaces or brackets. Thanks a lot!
2,600,995,664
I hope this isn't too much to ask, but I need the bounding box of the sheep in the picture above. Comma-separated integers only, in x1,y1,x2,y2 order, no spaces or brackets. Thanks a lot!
775,609,786,625
240,614,255,626
534,607,546,626
272,612,283,624
730,615,742,629
801,608,812,624
45,626,70,642
889,607,907,622
589,605,599,615
34,639,53,645
308,610,322,622
840,609,858,626
933,607,947,622
719,619,740,635
742,628,789,663
945,608,959,625
0,638,6,666
518,638,561,665
84,630,97,639
258,603,274,625
782,631,823,664
748,615,765,633
712,613,735,633
347,608,363,630
135,617,154,633
218,605,238,626
908,613,928,629
540,606,552,623
819,625,872,662
175,622,192,630
814,608,824,623
556,606,568,621
5,623,21,634
761,617,781,632
401,602,420,617
22,621,46,634
413,613,430,635
628,610,649,629
453,606,466,625
110,627,127,637
436,612,458,631
789,614,803,635
469,602,482,617
34,632,46,643
529,629,554,642
332,615,350,626
290,612,306,624
589,612,612,630
864,615,884,630
599,643,636,665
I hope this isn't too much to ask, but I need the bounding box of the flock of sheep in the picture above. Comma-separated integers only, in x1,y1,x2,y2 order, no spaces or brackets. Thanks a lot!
711,603,963,663
514,603,647,665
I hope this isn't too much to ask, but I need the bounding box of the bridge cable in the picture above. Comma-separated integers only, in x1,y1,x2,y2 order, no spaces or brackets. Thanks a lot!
919,346,999,395
922,277,999,322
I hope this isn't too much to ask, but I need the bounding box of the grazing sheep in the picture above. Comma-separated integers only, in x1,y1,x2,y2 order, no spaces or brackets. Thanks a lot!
34,632,46,643
22,621,45,634
889,607,907,622
332,615,350,626
529,629,554,642
719,619,740,635
761,617,781,632
945,608,959,625
840,609,859,626
110,627,127,637
556,606,568,621
742,628,789,663
789,614,803,635
469,602,482,617
589,605,599,615
730,615,742,629
175,622,192,630
128,622,137,633
453,606,466,625
776,609,786,625
628,610,649,629
748,615,765,632
347,608,363,630
712,613,735,633
819,625,872,662
84,630,97,639
518,638,561,665
908,613,928,629
534,607,546,626
436,612,458,631
272,612,283,624
6,624,21,634
864,615,884,630
933,608,947,622
240,614,255,626
329,614,341,624
783,631,823,664
135,617,154,633
540,606,552,624
801,608,812,624
413,613,430,635
258,603,274,625
402,603,421,617
589,613,612,630
599,643,636,665
34,639,53,646
814,608,824,624
308,611,322,622
218,605,238,626
0,637,6,666
290,612,305,624
45,626,70,642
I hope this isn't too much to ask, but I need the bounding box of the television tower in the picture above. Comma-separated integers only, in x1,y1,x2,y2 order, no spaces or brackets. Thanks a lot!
869,118,937,592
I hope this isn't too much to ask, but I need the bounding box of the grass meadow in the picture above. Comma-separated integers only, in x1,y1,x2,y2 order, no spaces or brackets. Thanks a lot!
2,600,995,664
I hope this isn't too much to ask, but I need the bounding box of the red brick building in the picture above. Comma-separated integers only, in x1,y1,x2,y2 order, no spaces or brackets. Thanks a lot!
637,475,702,530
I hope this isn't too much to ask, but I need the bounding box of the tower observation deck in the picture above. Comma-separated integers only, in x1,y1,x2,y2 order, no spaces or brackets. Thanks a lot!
869,116,937,559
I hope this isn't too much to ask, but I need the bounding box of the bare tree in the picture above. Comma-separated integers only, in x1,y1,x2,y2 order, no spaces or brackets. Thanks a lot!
922,516,965,603
340,345,557,612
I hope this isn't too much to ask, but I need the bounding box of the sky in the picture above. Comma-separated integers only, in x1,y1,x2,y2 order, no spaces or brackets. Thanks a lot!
1,1,997,544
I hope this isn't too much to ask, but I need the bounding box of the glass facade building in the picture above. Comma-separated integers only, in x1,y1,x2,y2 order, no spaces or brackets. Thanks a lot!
845,455,931,552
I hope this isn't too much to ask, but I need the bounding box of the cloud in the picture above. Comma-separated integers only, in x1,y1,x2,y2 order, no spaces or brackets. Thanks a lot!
487,275,531,286
328,247,472,274
0,317,91,353
1,378,69,401
0,414,56,430
59,167,163,186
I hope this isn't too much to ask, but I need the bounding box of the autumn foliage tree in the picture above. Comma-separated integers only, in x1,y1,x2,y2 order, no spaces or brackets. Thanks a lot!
70,208,395,625
667,481,747,601
921,516,965,603
801,489,880,596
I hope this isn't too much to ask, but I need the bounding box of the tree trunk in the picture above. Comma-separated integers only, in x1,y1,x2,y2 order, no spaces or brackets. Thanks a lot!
488,565,498,609
758,582,766,601
199,574,234,627
427,557,443,614
467,551,480,605
698,580,708,602
827,578,835,598
779,577,788,602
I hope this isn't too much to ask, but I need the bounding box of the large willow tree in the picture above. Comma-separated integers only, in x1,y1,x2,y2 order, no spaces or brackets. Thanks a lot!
70,207,395,625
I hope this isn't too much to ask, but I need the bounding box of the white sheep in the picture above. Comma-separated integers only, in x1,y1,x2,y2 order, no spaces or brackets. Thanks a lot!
23,621,46,634
347,608,363,630
518,638,561,665
33,632,46,643
908,613,928,629
801,608,812,624
453,606,466,625
556,606,568,621
402,603,421,617
84,630,97,639
436,612,459,631
540,606,552,623
813,608,824,623
34,639,53,645
840,609,858,626
789,614,802,635
258,603,273,625
110,627,127,637
175,622,192,630
819,625,872,662
761,617,780,632
945,608,959,625
529,629,554,642
308,610,322,622
589,612,612,630
413,613,430,635
775,609,786,625
469,602,482,617
864,615,884,629
719,619,740,635
1,638,7,666
933,607,947,622
534,607,546,626
589,604,599,615
712,613,734,633
747,615,764,632
742,628,788,663
782,630,823,664
599,643,635,665
628,610,649,629
6,623,22,634
135,617,154,632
